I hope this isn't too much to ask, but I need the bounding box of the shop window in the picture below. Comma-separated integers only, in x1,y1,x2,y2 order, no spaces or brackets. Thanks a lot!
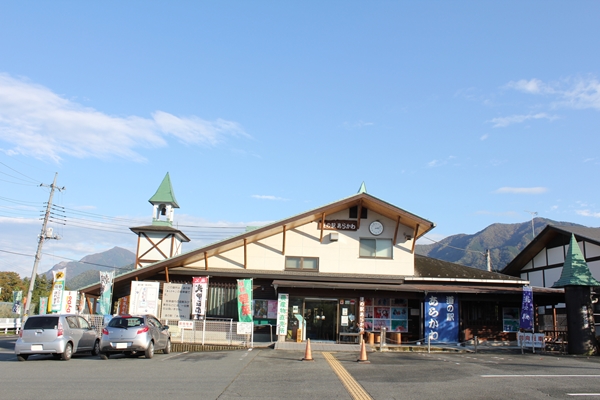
359,239,392,258
349,206,368,219
285,256,319,271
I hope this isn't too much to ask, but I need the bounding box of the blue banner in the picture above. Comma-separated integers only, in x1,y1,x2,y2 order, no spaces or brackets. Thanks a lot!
520,286,534,331
425,293,459,343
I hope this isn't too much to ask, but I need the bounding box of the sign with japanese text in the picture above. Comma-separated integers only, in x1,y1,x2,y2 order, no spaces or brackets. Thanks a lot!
39,297,48,315
162,283,192,320
129,281,160,316
358,297,365,332
12,291,22,314
117,296,129,315
192,277,209,319
424,293,459,343
98,271,115,315
276,293,289,336
517,332,545,348
520,286,534,331
50,268,66,313
59,291,78,314
236,279,253,323
319,220,358,231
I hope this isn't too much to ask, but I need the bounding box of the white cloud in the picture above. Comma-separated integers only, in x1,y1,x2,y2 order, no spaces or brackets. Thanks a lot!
504,76,600,110
427,156,457,168
251,195,289,201
576,209,600,218
0,73,247,163
505,79,554,94
489,113,558,128
342,120,375,130
494,187,548,194
480,134,489,141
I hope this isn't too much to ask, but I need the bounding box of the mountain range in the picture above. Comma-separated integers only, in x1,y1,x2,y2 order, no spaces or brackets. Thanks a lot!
42,218,599,290
44,246,135,290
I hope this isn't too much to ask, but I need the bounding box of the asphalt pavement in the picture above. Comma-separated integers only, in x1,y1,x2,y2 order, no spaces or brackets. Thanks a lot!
2,335,600,399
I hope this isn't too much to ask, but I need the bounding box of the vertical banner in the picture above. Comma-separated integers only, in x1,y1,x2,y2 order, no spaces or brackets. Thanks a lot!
192,277,209,319
236,279,253,323
39,297,48,315
358,296,365,333
12,291,23,314
276,293,289,336
60,291,78,314
77,293,86,314
50,268,66,313
98,271,115,315
118,296,130,315
520,286,534,331
129,281,160,316
162,283,193,320
425,293,459,343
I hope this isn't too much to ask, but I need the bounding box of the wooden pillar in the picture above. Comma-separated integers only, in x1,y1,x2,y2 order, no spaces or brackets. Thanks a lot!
411,224,419,253
164,267,170,283
320,213,325,243
204,252,208,271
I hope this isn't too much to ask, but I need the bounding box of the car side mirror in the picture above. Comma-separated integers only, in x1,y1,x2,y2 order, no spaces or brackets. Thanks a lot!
163,325,169,331
90,325,96,330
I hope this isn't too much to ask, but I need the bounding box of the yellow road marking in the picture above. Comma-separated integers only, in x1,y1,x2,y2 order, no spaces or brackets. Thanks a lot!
323,352,373,400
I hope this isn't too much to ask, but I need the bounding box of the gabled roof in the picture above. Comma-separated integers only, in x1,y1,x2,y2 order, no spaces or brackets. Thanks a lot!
502,224,600,276
149,172,179,208
552,234,600,287
81,191,435,294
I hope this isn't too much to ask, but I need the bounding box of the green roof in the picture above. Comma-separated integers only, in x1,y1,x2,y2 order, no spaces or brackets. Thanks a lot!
552,234,600,287
148,173,180,208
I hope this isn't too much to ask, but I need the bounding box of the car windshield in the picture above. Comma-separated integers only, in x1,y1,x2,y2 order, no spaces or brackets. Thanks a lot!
108,317,144,329
24,316,59,330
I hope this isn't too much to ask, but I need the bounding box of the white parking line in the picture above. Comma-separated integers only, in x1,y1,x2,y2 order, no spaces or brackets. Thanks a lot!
567,394,600,397
482,375,600,378
160,351,189,361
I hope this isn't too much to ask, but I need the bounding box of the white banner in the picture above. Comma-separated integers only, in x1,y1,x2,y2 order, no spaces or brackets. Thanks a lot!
161,283,192,320
276,293,289,336
517,332,545,348
50,268,66,312
192,277,209,319
129,281,160,316
59,291,78,314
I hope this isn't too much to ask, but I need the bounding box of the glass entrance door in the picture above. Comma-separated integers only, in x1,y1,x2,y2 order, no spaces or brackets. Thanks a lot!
304,299,337,341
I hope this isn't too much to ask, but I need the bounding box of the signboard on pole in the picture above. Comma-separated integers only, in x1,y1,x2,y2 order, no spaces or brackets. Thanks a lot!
59,291,78,314
276,293,289,336
236,279,253,323
192,277,209,319
424,293,459,343
129,281,160,316
161,283,192,320
50,269,66,313
520,286,534,331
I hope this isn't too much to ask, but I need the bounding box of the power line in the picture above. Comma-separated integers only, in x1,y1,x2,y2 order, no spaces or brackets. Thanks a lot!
421,235,486,255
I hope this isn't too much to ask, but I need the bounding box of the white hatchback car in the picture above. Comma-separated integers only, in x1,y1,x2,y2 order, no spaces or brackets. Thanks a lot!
15,314,100,361
99,314,171,359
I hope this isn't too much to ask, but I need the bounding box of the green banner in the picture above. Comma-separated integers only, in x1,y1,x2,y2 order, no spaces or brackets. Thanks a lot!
12,291,22,314
236,279,253,323
98,271,115,315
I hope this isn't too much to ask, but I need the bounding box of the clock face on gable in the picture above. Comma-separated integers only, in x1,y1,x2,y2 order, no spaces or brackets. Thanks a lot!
369,221,384,236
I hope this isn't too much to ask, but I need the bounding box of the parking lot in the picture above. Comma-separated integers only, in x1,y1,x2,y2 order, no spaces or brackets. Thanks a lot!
3,335,600,399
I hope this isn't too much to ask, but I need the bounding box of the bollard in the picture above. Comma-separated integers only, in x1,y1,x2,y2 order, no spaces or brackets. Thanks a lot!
427,335,431,353
474,336,478,354
381,326,386,351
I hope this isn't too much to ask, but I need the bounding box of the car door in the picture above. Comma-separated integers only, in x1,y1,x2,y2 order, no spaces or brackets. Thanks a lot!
149,317,167,349
77,316,96,350
65,316,85,351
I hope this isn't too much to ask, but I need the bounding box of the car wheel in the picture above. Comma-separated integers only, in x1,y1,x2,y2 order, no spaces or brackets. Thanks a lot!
99,352,109,360
16,354,28,361
145,341,154,359
91,340,100,356
61,343,73,361
163,339,171,354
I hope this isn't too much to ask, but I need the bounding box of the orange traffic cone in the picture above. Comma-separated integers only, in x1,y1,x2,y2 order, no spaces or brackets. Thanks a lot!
302,338,314,361
357,339,370,363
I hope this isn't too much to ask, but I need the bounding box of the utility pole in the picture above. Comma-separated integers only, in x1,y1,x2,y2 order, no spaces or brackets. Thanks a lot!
23,173,64,319
485,249,492,272
525,211,538,240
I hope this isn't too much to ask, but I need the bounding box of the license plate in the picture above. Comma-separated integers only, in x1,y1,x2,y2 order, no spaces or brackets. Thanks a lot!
115,343,128,349
31,345,43,351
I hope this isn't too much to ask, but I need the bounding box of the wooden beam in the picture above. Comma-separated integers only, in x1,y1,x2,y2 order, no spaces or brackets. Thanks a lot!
86,297,94,315
164,267,170,283
244,239,247,269
204,252,208,271
282,225,286,255
135,234,141,269
411,224,419,254
393,215,401,244
320,212,326,243
356,200,363,229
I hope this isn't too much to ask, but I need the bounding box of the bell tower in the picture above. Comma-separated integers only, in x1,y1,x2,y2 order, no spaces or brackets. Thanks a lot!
130,173,190,269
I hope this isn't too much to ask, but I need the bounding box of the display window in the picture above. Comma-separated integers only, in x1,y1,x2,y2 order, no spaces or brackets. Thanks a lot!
364,297,408,332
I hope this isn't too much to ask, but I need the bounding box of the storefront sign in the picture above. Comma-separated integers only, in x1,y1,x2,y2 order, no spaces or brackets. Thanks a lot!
277,293,289,336
319,220,358,231
117,296,130,315
192,277,209,319
129,281,160,316
358,297,365,332
60,291,78,314
518,332,545,348
425,293,459,343
237,322,253,335
162,283,192,320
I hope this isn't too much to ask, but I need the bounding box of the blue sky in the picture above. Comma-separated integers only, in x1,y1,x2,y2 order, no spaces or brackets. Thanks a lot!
1,2,600,277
